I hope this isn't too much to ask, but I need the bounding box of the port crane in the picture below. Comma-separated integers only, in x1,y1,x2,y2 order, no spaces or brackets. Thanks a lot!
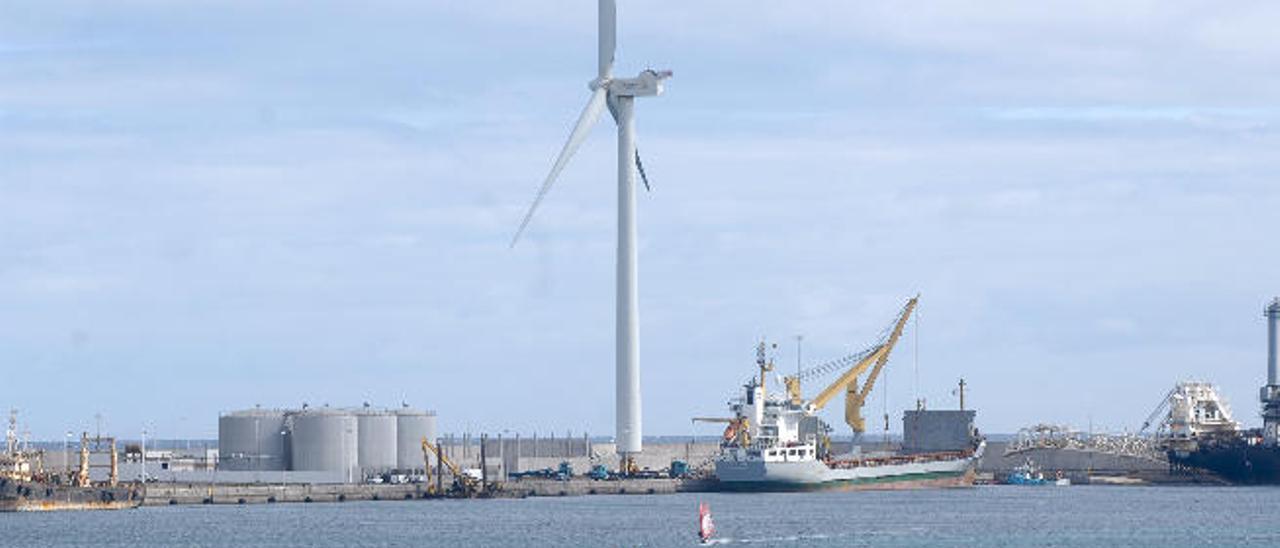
420,438,478,496
783,296,918,437
1138,385,1179,436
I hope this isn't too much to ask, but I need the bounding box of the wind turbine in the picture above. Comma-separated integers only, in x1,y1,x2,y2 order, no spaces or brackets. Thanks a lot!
511,0,671,473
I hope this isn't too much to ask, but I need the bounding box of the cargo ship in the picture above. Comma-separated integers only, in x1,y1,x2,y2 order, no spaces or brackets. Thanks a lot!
1164,298,1280,484
2,413,142,511
708,297,984,491
0,479,142,512
1167,431,1280,484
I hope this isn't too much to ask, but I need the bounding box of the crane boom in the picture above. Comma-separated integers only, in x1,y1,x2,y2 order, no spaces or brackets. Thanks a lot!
808,297,918,410
805,296,918,436
421,437,476,494
784,345,881,404
1139,386,1179,435
809,346,887,411
845,297,917,433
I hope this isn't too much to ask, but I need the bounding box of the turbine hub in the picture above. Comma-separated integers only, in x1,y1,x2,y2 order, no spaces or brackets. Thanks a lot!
589,77,611,92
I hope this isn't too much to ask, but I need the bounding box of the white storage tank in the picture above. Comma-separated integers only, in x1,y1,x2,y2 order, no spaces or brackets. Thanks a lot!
356,409,398,476
218,409,289,471
395,408,438,472
290,409,359,482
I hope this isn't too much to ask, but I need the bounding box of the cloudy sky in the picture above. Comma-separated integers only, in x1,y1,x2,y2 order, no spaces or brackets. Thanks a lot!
4,1,1279,440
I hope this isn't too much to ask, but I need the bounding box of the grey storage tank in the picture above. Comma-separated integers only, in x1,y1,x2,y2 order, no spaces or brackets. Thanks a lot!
218,409,289,471
290,409,359,482
356,409,398,476
395,408,438,472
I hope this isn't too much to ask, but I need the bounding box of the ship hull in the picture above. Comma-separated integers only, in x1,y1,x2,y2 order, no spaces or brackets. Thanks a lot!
1168,443,1280,484
714,443,983,492
0,479,143,512
714,468,975,492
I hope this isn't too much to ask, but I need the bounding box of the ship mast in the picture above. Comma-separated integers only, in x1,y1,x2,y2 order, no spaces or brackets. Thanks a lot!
5,409,15,456
756,341,775,402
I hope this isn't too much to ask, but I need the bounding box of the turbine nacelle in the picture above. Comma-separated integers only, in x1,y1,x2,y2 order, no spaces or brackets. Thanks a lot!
605,69,673,97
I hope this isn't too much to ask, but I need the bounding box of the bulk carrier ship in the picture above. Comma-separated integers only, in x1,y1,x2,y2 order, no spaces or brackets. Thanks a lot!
1,412,142,511
1165,298,1280,484
708,297,984,491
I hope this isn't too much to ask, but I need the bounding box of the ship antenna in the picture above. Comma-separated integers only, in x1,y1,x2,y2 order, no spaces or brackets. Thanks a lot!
795,334,804,387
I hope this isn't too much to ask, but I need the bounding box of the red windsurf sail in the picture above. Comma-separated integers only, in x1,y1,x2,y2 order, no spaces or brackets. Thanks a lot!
698,502,715,542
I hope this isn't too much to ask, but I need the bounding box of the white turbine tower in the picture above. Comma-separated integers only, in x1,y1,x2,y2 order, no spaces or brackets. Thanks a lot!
511,0,670,473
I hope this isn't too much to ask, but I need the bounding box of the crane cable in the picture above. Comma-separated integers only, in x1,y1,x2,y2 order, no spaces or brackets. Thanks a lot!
882,347,890,445
913,304,919,406
788,300,913,384
789,345,881,383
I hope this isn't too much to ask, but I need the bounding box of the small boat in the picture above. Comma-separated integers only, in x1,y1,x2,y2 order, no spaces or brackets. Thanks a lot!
1006,458,1068,486
698,502,716,544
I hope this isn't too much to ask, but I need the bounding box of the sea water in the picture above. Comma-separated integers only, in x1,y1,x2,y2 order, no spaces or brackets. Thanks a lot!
3,485,1279,547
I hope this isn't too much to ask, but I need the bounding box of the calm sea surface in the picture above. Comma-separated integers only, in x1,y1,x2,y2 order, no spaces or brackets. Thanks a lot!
4,486,1279,547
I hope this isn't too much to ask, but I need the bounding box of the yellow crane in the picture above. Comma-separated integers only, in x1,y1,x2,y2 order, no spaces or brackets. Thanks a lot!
783,296,918,436
421,437,478,495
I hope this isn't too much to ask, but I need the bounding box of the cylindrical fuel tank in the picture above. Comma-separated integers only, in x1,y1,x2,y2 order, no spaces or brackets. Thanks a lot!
290,409,358,482
395,409,438,472
356,409,398,476
218,409,289,471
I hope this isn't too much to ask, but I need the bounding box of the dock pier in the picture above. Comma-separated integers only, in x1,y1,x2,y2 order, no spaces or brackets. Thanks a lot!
142,477,714,506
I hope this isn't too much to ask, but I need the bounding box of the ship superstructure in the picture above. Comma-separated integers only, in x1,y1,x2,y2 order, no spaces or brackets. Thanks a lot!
1,410,37,484
1167,383,1238,444
709,297,984,491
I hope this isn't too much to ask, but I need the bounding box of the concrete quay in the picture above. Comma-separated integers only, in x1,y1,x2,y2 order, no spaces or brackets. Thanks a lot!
142,477,715,506
976,441,1227,485
502,477,716,497
142,483,436,506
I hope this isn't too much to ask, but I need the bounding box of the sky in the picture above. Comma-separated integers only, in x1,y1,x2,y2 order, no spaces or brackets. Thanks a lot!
3,1,1280,441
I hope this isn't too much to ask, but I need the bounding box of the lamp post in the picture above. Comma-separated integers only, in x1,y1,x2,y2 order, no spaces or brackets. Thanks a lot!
141,428,147,483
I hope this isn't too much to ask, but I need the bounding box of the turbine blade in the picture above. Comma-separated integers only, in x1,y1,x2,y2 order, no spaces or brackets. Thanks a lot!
511,87,609,247
635,148,651,192
599,0,616,79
